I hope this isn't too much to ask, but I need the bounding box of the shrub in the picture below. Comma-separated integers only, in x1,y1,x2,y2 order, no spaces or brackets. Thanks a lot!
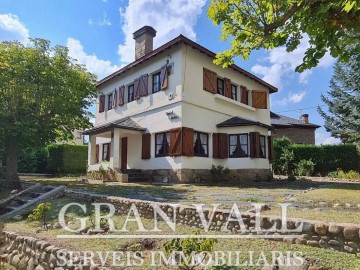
327,169,360,180
18,147,48,173
279,148,295,175
272,137,292,174
47,144,88,174
28,202,52,229
295,159,315,176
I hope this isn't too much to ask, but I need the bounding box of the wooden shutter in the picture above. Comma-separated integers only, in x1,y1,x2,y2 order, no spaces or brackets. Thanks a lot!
95,144,99,163
141,133,151,159
203,68,217,94
139,74,149,97
160,64,168,90
268,136,273,163
240,86,249,105
224,78,232,98
252,90,267,109
118,86,125,106
219,133,228,159
99,94,105,112
182,127,194,156
169,128,182,156
250,132,260,158
213,133,219,158
134,78,140,100
106,143,111,161
112,90,117,108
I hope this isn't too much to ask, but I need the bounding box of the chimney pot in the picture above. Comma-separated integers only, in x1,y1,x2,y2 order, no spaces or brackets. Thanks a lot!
301,114,309,124
133,26,157,60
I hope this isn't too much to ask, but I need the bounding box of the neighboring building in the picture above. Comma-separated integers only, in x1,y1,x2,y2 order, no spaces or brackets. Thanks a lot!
270,112,320,144
84,26,278,183
57,130,85,145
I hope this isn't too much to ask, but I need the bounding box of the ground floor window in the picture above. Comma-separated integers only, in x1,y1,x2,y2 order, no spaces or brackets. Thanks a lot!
102,143,110,161
229,134,248,157
260,135,266,158
95,144,99,163
155,132,170,157
194,131,208,157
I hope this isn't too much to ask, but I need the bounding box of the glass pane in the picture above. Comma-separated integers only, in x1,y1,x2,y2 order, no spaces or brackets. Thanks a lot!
230,135,237,145
241,144,248,154
156,134,162,144
200,133,207,144
230,146,236,155
240,135,247,144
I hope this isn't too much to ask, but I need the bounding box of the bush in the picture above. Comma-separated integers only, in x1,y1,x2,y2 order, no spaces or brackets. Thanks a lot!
295,159,315,176
47,144,88,174
18,147,48,173
272,137,292,174
328,169,360,180
28,202,52,229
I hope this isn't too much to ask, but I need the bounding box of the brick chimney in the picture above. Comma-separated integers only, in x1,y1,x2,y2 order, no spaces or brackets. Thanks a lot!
133,26,157,60
301,114,309,124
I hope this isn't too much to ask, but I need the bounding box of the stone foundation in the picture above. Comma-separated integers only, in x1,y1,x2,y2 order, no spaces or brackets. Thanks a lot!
142,168,273,183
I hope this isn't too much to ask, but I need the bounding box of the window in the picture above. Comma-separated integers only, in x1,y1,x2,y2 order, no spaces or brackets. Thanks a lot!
155,132,170,157
260,135,266,158
95,144,99,163
152,72,161,93
107,94,113,110
231,84,237,101
102,143,110,161
229,134,248,158
194,132,208,157
128,84,134,103
217,78,224,96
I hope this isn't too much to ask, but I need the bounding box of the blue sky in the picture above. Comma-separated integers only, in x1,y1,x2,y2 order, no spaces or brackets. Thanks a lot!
0,0,339,144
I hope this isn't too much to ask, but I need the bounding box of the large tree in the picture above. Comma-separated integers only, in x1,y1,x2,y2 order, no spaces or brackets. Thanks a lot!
207,0,360,71
318,51,360,143
0,39,97,187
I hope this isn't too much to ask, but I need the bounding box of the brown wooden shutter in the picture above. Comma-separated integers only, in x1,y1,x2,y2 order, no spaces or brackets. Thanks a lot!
250,132,260,158
224,78,232,98
112,90,117,108
134,78,140,100
106,143,111,161
169,128,182,156
95,144,99,163
118,86,125,106
99,94,105,112
160,64,168,90
203,68,217,94
218,133,228,159
141,133,151,159
252,90,267,109
240,86,249,105
182,127,194,156
268,136,273,163
139,74,149,97
212,133,219,158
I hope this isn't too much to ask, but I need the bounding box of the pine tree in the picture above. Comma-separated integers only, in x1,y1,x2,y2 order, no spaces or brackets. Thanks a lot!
318,53,360,143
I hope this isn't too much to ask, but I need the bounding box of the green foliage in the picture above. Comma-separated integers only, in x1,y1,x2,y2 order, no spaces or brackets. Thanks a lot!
279,148,295,176
207,0,360,71
88,209,109,230
287,174,297,182
28,202,52,229
18,147,48,173
328,169,360,180
47,144,88,174
164,232,217,270
210,165,230,182
295,159,315,176
272,137,292,174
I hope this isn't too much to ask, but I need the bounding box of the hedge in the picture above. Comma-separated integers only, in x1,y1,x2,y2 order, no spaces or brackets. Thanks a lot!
288,144,360,176
47,144,88,174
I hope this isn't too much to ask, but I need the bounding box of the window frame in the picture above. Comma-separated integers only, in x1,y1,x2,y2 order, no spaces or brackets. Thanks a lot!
231,84,238,101
155,131,170,157
217,78,225,96
107,93,113,111
229,133,249,158
152,72,161,94
102,143,110,161
128,84,134,103
193,131,209,157
260,135,266,158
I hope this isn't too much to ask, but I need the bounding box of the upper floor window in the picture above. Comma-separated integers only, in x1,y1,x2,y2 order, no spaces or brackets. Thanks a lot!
229,134,248,158
194,132,208,157
217,78,224,96
155,132,170,157
128,84,134,103
260,135,266,158
153,72,161,93
231,84,237,101
107,93,113,110
102,143,110,161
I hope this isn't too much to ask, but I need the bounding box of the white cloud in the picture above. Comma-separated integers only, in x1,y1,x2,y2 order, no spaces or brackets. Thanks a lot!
117,0,207,65
315,132,341,145
66,38,119,79
251,36,335,89
274,91,307,106
88,11,111,26
0,13,29,44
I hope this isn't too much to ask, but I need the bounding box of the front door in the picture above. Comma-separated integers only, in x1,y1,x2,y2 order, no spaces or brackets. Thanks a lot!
121,137,128,170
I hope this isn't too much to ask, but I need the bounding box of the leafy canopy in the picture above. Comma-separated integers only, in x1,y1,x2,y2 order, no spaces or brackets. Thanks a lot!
208,0,360,72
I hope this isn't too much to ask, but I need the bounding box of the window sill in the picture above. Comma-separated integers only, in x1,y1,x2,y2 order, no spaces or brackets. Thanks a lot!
215,94,255,111
229,156,249,158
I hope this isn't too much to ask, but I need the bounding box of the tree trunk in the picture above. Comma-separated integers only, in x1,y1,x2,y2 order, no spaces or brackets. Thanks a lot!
4,135,20,189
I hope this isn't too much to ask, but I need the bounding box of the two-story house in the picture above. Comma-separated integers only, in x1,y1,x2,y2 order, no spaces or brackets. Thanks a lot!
84,26,278,183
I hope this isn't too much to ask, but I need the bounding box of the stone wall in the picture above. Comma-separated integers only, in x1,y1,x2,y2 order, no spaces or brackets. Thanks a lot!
272,127,316,145
64,190,360,254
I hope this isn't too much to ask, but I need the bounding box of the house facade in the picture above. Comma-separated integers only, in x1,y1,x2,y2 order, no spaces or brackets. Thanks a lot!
84,26,278,183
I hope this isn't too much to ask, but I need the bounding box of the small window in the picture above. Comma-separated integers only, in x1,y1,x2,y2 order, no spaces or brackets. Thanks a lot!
152,72,161,93
107,94,113,110
229,134,248,158
128,84,134,103
260,135,266,158
217,78,224,96
231,84,237,101
95,144,99,163
194,132,208,157
155,132,170,157
102,143,110,161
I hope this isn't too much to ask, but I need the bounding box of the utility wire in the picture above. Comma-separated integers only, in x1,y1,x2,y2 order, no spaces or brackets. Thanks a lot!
274,105,326,113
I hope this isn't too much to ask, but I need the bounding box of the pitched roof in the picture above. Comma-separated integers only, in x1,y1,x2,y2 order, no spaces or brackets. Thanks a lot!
217,116,274,130
82,117,145,135
270,112,320,128
97,35,278,93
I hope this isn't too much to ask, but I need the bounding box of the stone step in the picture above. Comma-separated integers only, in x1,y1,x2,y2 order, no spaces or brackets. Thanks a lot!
120,169,142,174
128,175,149,182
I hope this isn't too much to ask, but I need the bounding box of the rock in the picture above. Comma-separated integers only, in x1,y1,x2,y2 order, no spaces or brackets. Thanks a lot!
328,239,341,246
12,215,22,221
295,238,307,245
343,226,359,241
53,222,62,229
328,224,341,235
10,190,18,194
344,245,356,254
306,240,320,247
300,222,314,232
314,223,328,235
347,242,359,249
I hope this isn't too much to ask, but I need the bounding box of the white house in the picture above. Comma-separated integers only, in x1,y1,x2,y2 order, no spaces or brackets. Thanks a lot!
84,26,278,183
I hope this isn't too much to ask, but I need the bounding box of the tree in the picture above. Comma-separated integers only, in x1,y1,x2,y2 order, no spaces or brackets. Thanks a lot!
207,0,360,72
318,51,360,143
28,202,52,229
0,39,97,187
